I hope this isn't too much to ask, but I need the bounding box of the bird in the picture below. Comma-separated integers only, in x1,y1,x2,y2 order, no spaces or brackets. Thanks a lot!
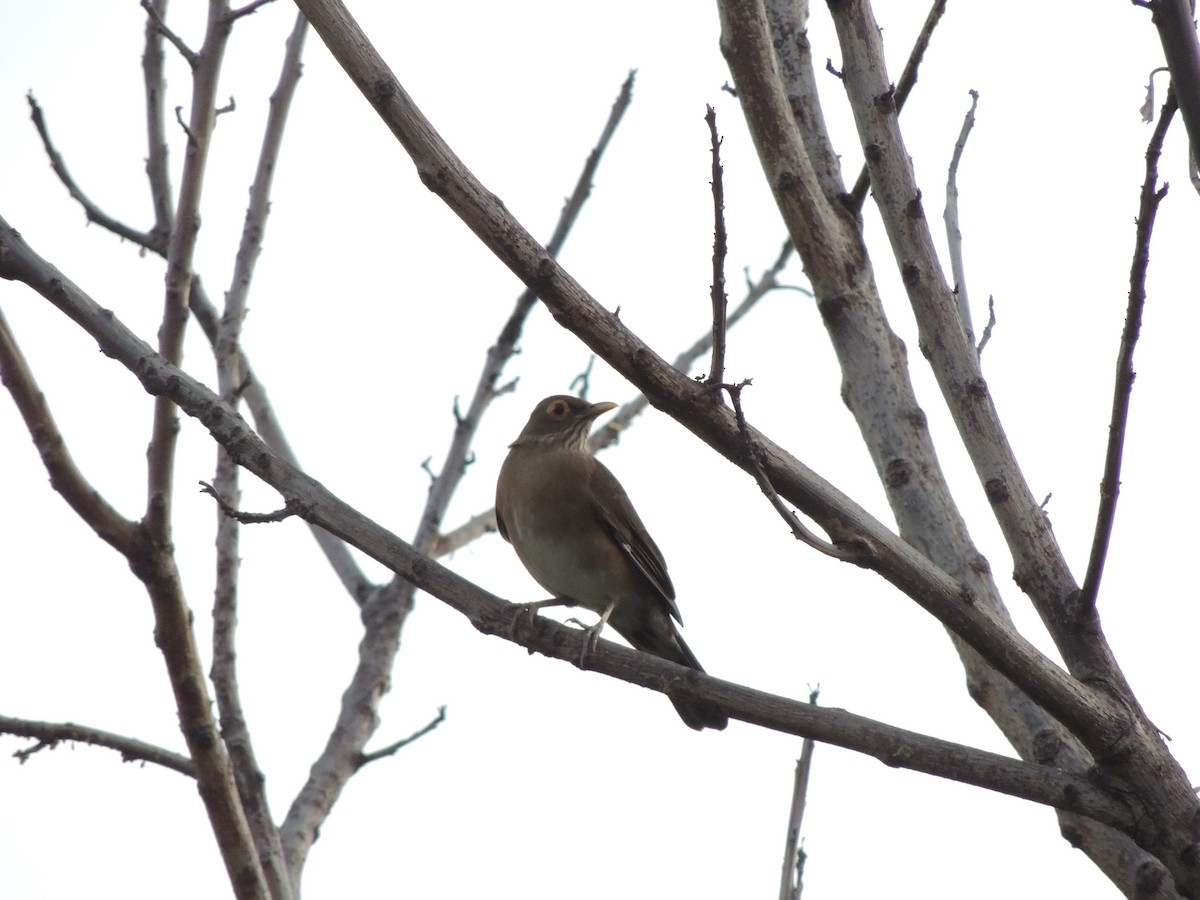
495,394,728,731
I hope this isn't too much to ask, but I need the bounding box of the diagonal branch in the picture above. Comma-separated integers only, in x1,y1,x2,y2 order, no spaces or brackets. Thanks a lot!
1079,91,1176,609
141,0,200,67
943,89,979,342
0,307,142,557
356,706,447,770
0,714,195,776
847,0,947,210
26,94,161,247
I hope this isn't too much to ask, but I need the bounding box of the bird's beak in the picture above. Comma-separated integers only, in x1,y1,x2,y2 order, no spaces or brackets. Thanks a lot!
587,401,618,418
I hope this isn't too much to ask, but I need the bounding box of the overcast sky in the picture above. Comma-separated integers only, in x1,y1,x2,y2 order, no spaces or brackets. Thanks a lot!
1,2,1196,898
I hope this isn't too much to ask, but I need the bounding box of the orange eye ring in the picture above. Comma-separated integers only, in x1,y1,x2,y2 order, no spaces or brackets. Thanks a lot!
547,400,569,418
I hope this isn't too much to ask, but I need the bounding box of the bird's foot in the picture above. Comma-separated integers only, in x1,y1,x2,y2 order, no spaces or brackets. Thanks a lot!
563,617,607,666
566,600,616,667
508,599,563,639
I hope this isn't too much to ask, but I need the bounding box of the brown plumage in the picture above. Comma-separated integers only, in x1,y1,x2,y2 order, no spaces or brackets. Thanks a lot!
495,394,727,731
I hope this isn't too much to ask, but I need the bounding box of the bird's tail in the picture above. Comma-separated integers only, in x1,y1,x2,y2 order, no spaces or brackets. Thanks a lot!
632,626,728,731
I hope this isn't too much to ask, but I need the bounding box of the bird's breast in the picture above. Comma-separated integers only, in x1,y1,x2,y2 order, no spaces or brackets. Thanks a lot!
499,451,633,614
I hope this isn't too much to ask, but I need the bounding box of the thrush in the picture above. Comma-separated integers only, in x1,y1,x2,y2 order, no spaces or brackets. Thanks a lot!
495,394,728,731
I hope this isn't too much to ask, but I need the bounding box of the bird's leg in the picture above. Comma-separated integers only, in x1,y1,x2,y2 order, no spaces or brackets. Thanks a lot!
508,598,572,638
570,599,617,666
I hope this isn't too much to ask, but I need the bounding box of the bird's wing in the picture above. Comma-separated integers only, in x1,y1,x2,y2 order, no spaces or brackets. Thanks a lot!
495,505,510,542
589,460,682,623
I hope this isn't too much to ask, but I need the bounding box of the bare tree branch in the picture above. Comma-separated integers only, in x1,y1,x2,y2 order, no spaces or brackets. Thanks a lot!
944,89,979,342
0,715,195,776
202,481,299,523
228,0,277,21
848,0,948,211
0,308,142,556
1079,91,1176,610
142,0,175,241
357,707,447,770
26,94,161,246
976,295,995,358
145,0,233,538
704,105,730,386
724,380,855,560
140,0,199,68
777,687,818,900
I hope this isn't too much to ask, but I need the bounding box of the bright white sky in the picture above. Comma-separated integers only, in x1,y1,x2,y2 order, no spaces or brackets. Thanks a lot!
1,2,1196,898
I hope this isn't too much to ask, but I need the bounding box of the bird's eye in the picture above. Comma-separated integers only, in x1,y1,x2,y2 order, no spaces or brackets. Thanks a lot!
547,400,569,419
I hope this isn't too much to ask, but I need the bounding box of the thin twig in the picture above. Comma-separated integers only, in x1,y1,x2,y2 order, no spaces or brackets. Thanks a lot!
26,93,160,246
142,0,175,241
722,381,859,561
570,355,597,399
0,715,195,776
849,0,947,211
357,707,447,770
140,0,199,68
976,295,996,357
593,240,798,455
228,0,278,22
778,687,819,900
201,481,299,524
705,104,730,386
944,89,979,342
1079,91,1176,610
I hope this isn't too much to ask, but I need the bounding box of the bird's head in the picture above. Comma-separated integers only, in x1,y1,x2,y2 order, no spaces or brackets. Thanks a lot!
510,395,618,451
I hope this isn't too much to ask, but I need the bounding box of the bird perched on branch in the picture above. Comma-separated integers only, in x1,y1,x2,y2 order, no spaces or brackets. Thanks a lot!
495,394,727,731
